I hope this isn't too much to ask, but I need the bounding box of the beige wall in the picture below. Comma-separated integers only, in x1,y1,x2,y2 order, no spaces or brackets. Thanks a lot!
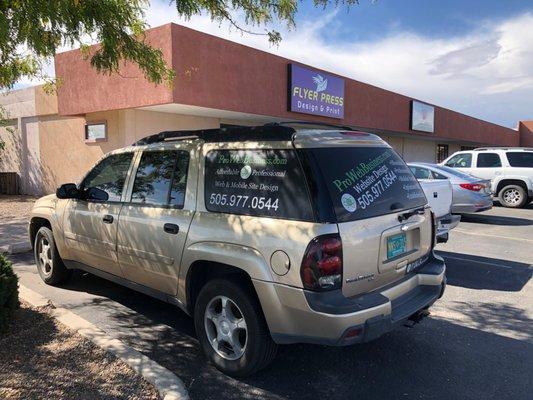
0,121,21,175
37,109,221,193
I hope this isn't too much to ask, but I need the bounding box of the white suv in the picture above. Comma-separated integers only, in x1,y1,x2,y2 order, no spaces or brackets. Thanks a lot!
441,148,533,208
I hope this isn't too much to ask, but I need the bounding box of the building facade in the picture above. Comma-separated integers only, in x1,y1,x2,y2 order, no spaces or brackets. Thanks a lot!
1,23,531,195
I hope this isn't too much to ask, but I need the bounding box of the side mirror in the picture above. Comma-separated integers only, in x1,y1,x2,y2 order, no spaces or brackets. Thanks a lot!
56,183,80,199
86,187,109,202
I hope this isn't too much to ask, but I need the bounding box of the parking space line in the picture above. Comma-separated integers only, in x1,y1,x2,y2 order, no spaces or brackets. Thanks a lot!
437,254,514,269
453,228,533,243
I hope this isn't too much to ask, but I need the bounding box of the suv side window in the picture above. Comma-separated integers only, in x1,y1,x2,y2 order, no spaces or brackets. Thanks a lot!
445,153,472,168
477,153,502,168
131,150,189,208
506,152,533,167
409,166,431,179
204,149,313,221
81,152,134,202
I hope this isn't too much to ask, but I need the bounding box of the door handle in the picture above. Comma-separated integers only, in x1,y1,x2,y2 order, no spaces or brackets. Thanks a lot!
164,223,179,234
103,214,114,224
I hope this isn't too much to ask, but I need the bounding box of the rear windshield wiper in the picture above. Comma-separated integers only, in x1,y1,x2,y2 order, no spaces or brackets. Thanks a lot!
397,206,426,223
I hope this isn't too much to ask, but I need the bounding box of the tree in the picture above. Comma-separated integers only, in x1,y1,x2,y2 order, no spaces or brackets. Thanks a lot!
0,0,359,90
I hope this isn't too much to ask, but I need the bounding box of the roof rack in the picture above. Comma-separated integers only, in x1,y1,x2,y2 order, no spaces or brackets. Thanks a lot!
474,147,533,151
133,124,296,146
265,121,355,131
133,122,355,146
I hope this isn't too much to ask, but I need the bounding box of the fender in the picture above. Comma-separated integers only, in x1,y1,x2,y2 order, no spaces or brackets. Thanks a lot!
29,195,71,258
493,175,532,193
177,241,273,304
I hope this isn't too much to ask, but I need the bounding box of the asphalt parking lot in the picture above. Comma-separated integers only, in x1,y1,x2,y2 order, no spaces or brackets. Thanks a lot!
9,203,533,400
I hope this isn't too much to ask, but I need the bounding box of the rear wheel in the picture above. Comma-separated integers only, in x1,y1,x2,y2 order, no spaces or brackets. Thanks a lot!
34,227,72,285
194,278,278,377
498,185,527,208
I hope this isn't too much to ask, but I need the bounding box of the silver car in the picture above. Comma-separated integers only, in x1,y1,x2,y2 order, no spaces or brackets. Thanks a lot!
408,163,492,213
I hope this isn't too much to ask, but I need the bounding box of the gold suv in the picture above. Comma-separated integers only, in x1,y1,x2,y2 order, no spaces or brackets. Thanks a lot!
29,123,446,376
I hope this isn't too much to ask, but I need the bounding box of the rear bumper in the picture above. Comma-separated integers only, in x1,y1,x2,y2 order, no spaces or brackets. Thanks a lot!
451,196,493,213
254,253,446,346
436,213,461,238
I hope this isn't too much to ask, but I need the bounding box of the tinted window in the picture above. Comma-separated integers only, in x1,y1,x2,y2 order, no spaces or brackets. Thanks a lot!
131,150,189,207
82,153,133,202
204,149,313,220
409,166,431,179
311,147,426,222
432,171,448,180
445,153,472,168
506,152,533,167
477,153,501,168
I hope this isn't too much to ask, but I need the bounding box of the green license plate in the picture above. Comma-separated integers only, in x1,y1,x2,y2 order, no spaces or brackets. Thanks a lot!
387,233,407,259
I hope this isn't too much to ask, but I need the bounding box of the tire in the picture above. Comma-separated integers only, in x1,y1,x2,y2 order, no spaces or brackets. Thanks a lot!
498,185,527,208
34,226,72,285
194,278,278,377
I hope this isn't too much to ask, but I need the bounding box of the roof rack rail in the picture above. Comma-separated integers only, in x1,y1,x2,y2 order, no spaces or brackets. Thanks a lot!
133,124,296,146
474,147,533,151
265,121,355,131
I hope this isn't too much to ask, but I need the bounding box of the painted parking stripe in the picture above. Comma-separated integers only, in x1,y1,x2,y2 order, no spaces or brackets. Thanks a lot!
453,228,533,243
436,254,514,269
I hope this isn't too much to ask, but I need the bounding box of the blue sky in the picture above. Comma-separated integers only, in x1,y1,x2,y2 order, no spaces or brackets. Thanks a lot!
296,0,532,41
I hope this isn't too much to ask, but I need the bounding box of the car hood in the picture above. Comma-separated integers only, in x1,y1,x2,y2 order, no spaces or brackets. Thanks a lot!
32,194,58,211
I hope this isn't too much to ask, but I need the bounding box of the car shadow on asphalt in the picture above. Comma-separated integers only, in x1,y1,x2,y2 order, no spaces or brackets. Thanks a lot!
11,252,533,400
53,270,533,400
459,213,533,226
438,251,532,292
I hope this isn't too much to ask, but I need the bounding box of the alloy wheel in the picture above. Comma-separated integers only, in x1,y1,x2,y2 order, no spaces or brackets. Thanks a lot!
503,188,522,205
204,295,248,361
37,235,53,277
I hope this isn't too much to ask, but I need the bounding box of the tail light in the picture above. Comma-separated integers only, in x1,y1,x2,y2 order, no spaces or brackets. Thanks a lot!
459,183,483,191
301,234,343,291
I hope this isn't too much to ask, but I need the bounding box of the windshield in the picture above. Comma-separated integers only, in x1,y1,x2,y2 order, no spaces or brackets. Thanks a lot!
309,147,426,222
436,165,477,179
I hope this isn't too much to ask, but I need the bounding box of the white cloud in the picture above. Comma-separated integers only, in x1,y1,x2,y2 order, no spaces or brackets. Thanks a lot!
143,4,533,127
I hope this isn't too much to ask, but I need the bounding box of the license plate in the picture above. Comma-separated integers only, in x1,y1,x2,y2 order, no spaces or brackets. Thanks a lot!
387,233,407,259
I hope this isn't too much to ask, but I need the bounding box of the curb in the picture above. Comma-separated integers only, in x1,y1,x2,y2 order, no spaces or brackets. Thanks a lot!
18,285,189,400
0,242,32,254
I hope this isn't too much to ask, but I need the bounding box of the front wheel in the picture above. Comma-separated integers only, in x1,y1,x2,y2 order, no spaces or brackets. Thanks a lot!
194,278,278,377
34,227,72,285
498,185,527,208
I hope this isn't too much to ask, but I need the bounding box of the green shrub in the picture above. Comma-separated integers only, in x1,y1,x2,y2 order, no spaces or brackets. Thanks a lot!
0,253,19,333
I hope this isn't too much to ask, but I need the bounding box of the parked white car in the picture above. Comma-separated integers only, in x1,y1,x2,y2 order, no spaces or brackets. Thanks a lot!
408,170,460,242
441,148,533,208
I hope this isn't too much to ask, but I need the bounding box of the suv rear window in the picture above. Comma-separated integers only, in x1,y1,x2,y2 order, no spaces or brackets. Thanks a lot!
204,149,313,221
309,147,426,222
506,152,533,167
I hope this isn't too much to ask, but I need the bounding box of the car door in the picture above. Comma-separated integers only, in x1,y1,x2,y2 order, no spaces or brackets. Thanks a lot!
63,152,135,277
116,144,197,296
473,152,502,181
444,152,473,174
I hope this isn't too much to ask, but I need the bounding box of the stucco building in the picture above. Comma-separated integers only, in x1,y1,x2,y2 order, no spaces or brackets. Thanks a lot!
1,23,531,195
